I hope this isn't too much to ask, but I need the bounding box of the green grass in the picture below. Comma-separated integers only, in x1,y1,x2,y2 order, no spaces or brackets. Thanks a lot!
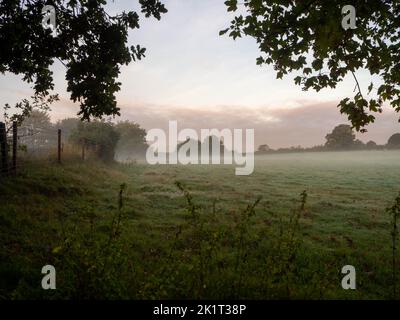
1,150,400,299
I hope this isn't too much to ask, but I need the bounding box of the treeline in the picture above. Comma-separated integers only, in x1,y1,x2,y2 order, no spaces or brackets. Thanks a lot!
257,124,400,154
19,112,400,161
18,111,148,162
67,119,148,162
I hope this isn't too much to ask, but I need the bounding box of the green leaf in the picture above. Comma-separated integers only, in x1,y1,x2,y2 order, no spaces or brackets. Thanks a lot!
219,28,229,36
52,246,62,254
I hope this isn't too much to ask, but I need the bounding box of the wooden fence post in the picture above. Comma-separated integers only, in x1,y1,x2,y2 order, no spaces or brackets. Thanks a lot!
12,121,17,175
58,129,61,164
0,122,8,176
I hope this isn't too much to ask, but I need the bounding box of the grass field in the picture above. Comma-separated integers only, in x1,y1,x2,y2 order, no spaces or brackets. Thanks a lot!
1,150,400,299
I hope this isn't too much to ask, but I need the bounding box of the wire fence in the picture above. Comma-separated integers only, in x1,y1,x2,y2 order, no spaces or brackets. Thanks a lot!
0,121,85,178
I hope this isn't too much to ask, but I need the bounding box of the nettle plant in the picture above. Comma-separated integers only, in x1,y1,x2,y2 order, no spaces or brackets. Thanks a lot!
221,1,400,132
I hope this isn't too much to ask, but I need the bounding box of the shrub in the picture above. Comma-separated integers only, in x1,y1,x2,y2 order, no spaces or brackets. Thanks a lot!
69,120,120,162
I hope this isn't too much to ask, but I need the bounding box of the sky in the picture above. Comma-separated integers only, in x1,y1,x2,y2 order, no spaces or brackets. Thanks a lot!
0,0,399,148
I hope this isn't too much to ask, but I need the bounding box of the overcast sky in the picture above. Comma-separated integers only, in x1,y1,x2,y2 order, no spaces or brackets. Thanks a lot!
0,0,399,148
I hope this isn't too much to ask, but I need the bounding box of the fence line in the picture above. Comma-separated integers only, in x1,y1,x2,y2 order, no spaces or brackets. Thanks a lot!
0,122,8,177
0,121,67,177
0,121,110,178
12,121,17,174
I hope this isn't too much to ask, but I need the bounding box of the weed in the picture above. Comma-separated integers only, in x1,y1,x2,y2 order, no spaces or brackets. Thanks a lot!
386,192,400,299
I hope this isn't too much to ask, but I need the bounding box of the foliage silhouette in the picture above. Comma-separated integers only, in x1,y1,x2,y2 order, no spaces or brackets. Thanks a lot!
221,1,400,131
0,0,167,120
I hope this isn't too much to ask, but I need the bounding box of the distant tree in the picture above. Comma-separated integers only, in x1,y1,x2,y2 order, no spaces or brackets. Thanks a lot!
114,121,148,160
177,136,229,158
176,138,202,160
353,139,365,150
387,133,400,149
325,124,356,150
366,140,378,149
56,118,80,140
308,145,326,152
19,110,55,149
177,137,200,151
3,94,58,133
203,135,227,156
221,1,400,132
21,110,52,130
275,145,304,153
69,120,120,162
258,144,270,152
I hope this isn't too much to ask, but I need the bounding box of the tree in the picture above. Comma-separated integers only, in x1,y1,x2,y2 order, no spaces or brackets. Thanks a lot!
366,140,378,149
325,124,356,150
353,139,365,150
1,1,167,120
177,138,201,160
203,135,227,156
69,119,120,162
3,93,58,132
387,133,400,149
21,110,52,130
19,110,56,150
258,144,270,152
177,138,200,151
177,136,229,159
56,118,81,140
114,120,148,160
221,1,400,132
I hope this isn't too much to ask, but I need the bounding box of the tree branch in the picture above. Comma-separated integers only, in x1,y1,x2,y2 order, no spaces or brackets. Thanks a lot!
351,70,364,100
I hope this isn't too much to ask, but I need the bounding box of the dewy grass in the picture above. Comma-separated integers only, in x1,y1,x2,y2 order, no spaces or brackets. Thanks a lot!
386,192,400,299
1,151,400,299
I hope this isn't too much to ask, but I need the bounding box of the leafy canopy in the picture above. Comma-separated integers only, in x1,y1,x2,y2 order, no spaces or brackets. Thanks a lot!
221,0,400,132
115,120,147,148
114,120,148,158
0,0,167,120
21,109,52,130
69,119,120,162
388,133,400,148
325,124,356,149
